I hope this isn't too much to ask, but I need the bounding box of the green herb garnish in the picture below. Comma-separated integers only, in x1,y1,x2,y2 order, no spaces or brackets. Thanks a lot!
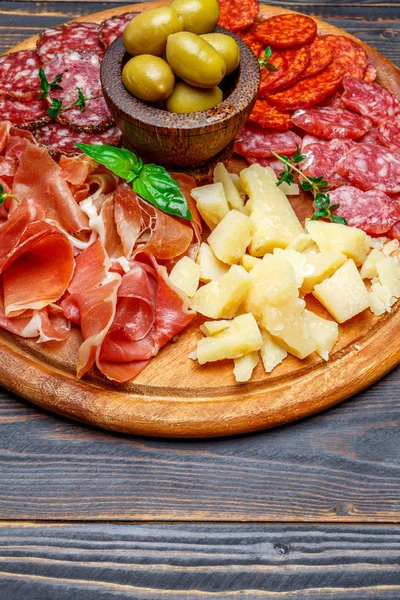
258,46,278,72
74,87,90,112
47,98,63,119
39,68,63,100
75,144,192,221
271,145,348,225
0,183,19,206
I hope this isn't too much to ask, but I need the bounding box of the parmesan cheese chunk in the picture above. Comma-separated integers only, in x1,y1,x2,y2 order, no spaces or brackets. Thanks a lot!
304,310,339,361
306,220,370,266
383,239,400,256
376,255,400,297
196,243,229,283
200,320,231,336
169,256,201,298
288,233,314,253
273,248,307,288
369,282,394,316
260,331,287,373
208,209,252,264
239,163,303,255
360,248,386,280
313,259,370,323
213,162,245,212
190,182,229,230
233,351,260,382
240,253,262,272
191,265,250,319
301,251,347,295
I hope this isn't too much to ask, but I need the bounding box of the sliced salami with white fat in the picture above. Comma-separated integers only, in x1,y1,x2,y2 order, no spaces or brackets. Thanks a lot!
300,138,355,188
37,22,104,62
99,12,138,48
341,77,400,126
234,124,302,158
43,52,112,132
0,96,50,129
292,107,372,140
0,50,42,100
330,185,400,234
34,122,122,157
377,118,400,153
300,134,326,152
337,143,400,194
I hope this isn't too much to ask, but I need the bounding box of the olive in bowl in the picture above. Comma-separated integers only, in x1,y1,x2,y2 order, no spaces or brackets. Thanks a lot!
100,27,260,168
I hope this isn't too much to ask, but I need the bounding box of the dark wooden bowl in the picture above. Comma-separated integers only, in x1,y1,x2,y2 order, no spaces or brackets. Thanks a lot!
100,27,260,167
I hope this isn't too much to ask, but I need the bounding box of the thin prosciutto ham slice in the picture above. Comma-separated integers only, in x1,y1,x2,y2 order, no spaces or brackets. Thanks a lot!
0,200,74,317
12,142,89,233
0,298,70,343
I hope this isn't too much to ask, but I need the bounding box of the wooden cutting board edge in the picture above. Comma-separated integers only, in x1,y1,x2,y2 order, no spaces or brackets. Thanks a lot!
1,2,400,438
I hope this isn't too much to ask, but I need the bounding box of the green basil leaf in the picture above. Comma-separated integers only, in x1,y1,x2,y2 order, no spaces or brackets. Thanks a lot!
133,164,192,221
76,144,142,180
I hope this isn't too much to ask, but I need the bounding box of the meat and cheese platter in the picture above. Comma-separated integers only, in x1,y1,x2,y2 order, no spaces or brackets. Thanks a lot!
1,0,400,438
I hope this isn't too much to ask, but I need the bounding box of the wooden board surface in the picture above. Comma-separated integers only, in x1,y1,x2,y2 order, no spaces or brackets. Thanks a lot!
1,2,400,438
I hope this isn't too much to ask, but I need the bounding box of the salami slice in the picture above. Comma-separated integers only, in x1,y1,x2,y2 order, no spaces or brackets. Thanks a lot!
341,77,400,126
300,138,355,188
301,134,326,152
237,27,264,58
99,12,138,48
234,123,302,158
377,119,400,153
247,99,292,131
300,37,334,79
267,60,344,111
337,143,400,194
0,50,42,100
218,0,259,32
319,35,368,79
253,14,317,48
330,185,399,235
34,122,122,157
0,96,50,129
259,47,309,96
37,22,104,62
43,52,112,132
364,61,377,83
359,126,381,146
291,107,372,140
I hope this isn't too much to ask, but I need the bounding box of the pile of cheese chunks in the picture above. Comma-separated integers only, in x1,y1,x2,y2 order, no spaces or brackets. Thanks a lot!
169,162,400,382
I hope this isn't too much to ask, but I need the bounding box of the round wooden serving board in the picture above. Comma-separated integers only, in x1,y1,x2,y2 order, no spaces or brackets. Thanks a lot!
1,2,400,438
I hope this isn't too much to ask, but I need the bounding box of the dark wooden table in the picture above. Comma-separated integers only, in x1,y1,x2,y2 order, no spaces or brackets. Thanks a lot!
1,1,400,598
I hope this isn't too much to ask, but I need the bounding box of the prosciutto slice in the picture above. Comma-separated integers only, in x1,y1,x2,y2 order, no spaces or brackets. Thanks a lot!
12,142,89,233
0,299,70,343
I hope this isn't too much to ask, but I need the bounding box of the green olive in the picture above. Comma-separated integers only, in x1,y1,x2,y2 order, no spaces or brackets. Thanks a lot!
123,7,184,57
166,32,226,88
166,82,223,113
200,33,240,75
169,0,220,34
122,55,175,102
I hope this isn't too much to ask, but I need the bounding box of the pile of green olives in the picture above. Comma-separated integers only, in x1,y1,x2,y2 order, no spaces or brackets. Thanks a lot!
121,0,240,114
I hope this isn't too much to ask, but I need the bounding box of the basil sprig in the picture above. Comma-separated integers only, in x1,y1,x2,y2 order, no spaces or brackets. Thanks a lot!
76,144,192,221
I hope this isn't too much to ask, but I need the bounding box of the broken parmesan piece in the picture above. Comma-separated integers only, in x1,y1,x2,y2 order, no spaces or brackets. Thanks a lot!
260,331,287,373
233,352,260,382
304,310,338,361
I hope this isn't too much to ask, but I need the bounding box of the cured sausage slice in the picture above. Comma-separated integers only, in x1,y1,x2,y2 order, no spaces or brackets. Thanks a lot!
237,27,264,58
364,61,377,83
291,107,372,140
267,61,343,111
330,186,400,235
0,96,50,129
300,37,334,79
300,138,355,188
337,143,400,194
218,0,259,32
99,12,138,48
234,123,302,158
34,123,122,157
37,22,104,62
377,119,400,152
319,35,368,78
341,77,400,126
259,47,309,96
43,52,112,132
253,14,317,48
247,99,292,131
0,51,42,100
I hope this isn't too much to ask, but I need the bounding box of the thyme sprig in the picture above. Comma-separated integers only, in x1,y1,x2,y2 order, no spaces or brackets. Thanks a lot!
271,146,348,225
258,46,278,72
0,183,19,207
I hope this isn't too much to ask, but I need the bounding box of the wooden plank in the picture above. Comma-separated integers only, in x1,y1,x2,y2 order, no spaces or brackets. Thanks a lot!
1,364,399,521
0,522,399,599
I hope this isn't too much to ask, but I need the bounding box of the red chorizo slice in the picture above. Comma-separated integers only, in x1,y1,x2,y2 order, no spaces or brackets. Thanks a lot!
247,99,292,131
300,37,334,79
259,47,309,96
218,0,259,32
319,35,368,79
253,13,317,48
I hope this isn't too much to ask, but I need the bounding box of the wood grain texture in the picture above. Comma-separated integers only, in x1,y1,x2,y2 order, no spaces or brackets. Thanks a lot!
2,2,400,439
0,369,399,522
0,522,399,599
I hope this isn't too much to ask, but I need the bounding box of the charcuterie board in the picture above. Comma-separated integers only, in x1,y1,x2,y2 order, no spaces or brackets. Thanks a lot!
1,2,400,438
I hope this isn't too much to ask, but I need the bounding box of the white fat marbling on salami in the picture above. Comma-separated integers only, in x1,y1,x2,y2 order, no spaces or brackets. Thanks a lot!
234,123,302,158
0,50,42,100
342,77,400,126
300,138,355,188
377,118,400,153
292,106,372,140
99,12,138,48
34,122,121,156
0,96,50,128
37,22,104,62
330,185,399,234
43,52,112,132
337,143,400,194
